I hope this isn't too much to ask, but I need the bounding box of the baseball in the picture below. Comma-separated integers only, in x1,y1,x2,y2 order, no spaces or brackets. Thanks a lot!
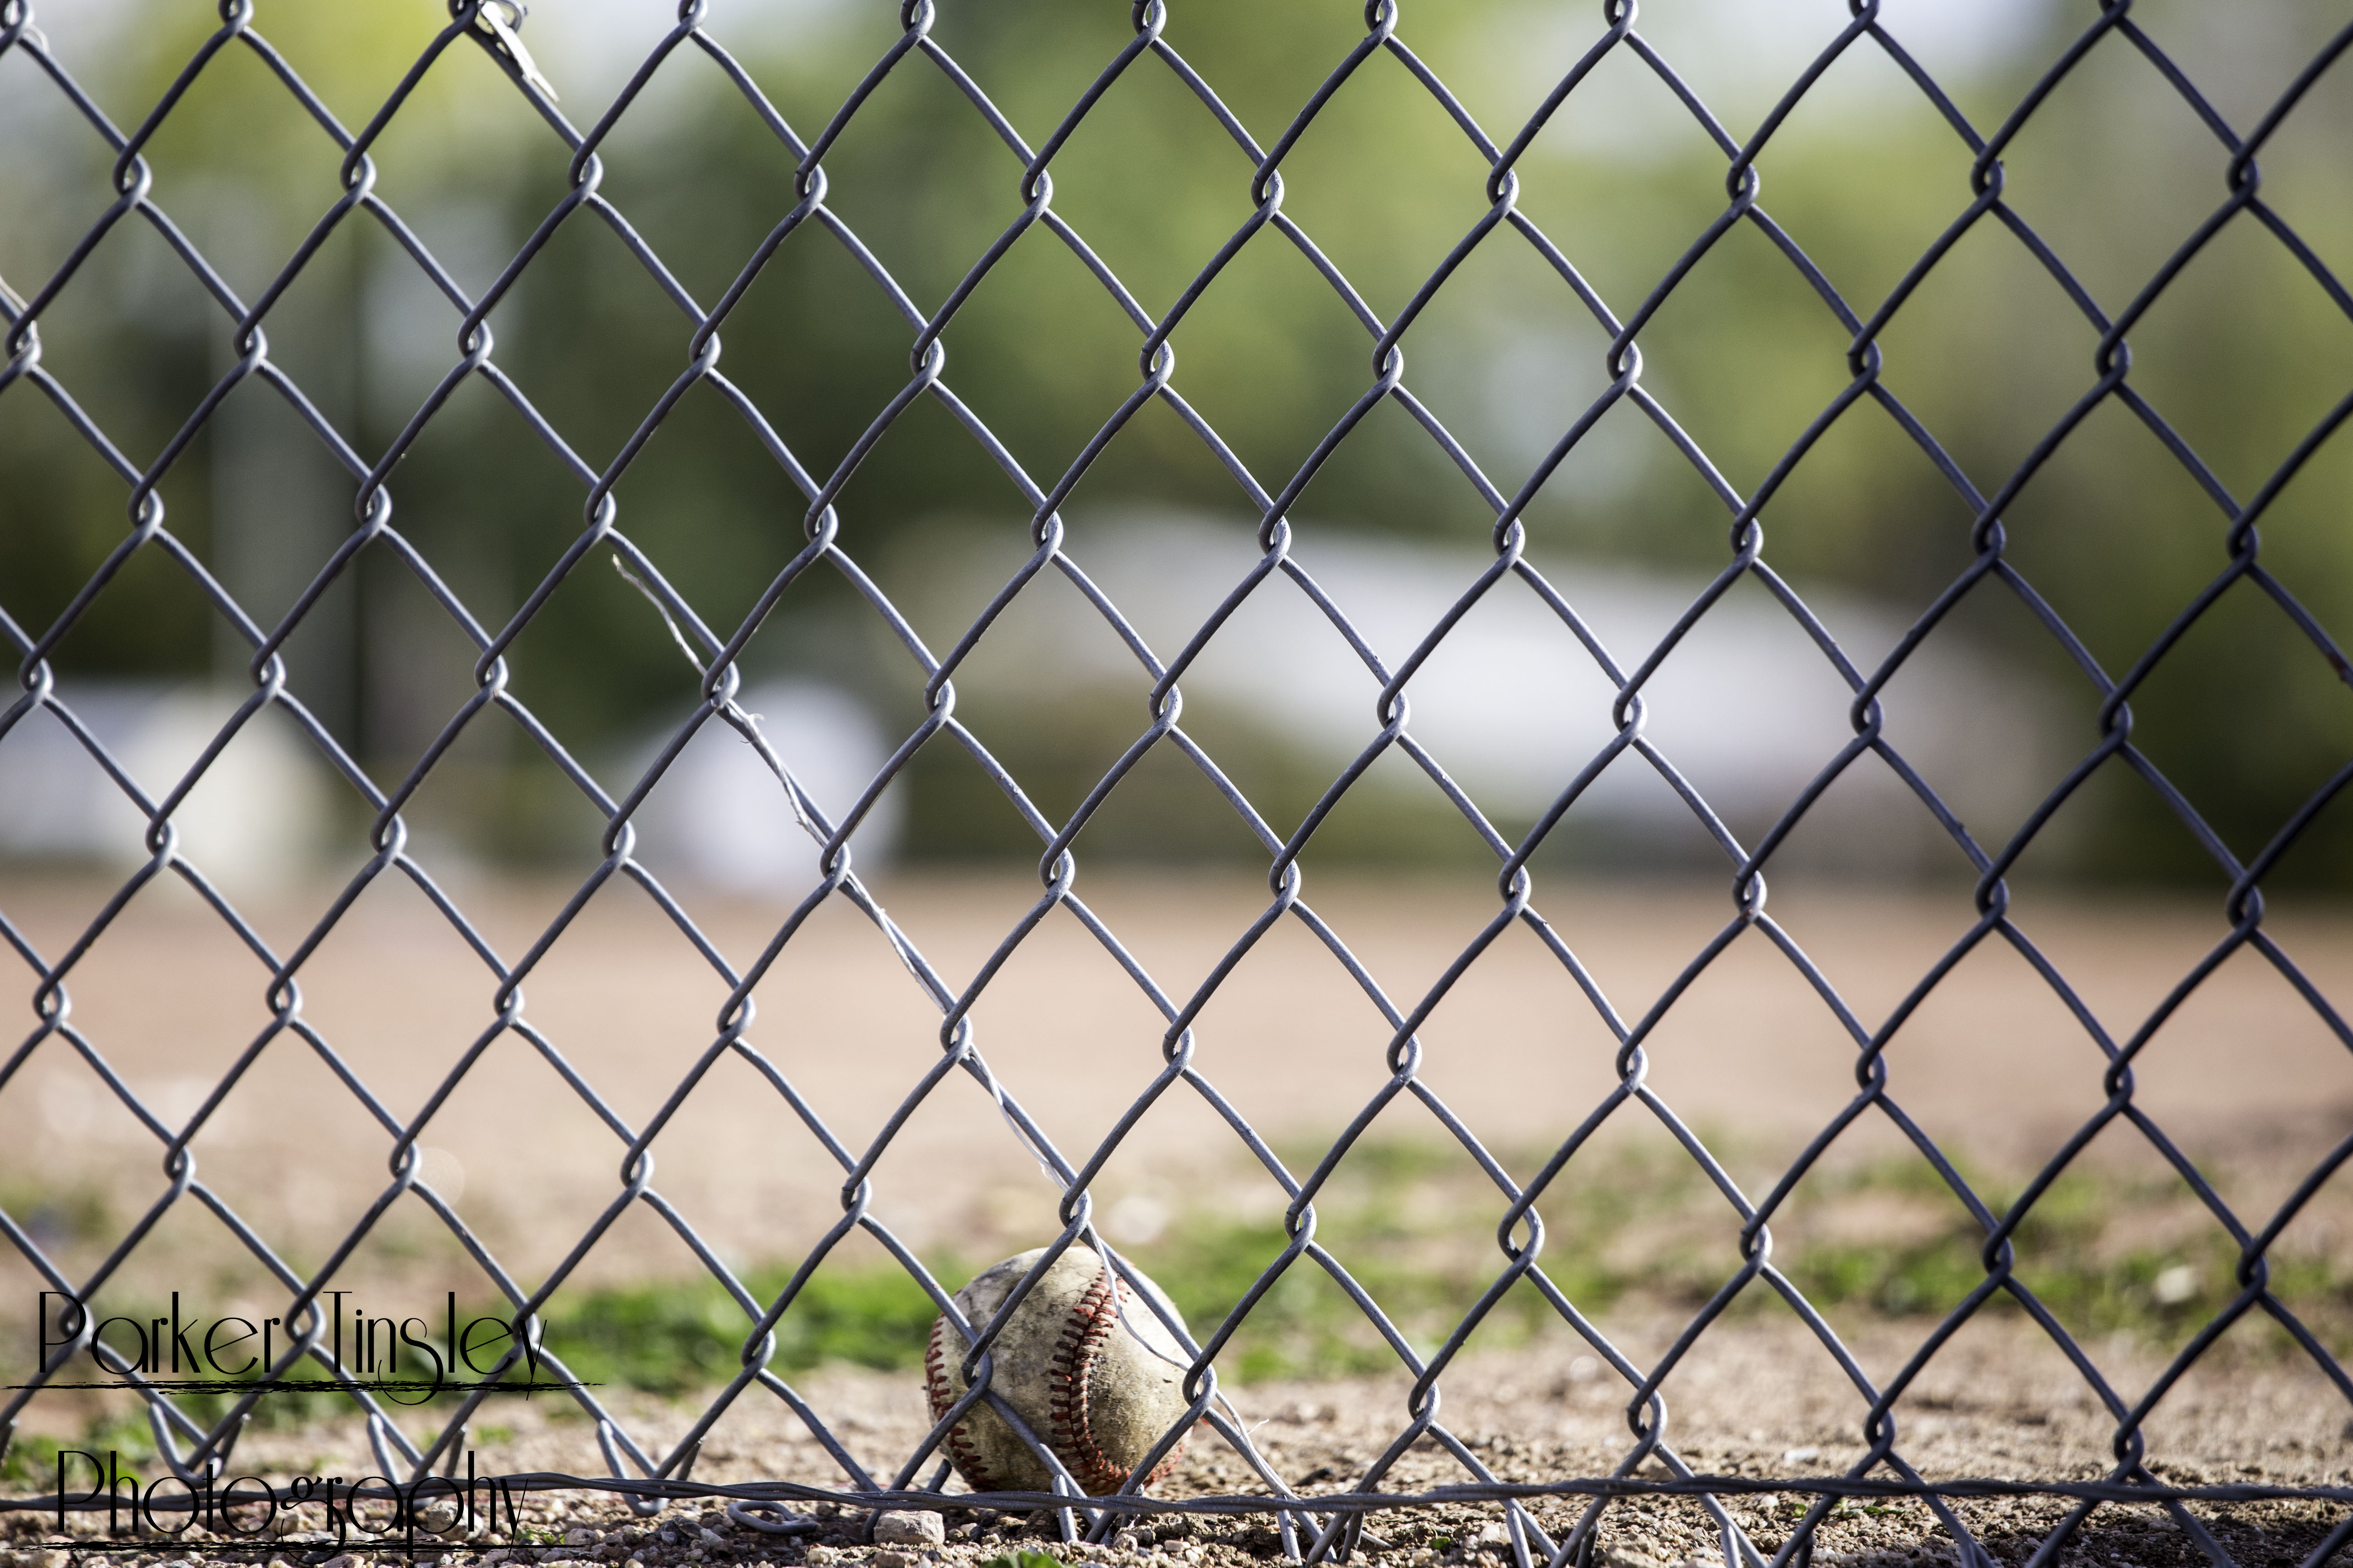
925,1244,1198,1495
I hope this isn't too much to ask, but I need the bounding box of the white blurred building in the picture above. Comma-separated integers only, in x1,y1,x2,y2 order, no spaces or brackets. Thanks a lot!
898,513,2053,869
623,680,902,899
0,683,330,889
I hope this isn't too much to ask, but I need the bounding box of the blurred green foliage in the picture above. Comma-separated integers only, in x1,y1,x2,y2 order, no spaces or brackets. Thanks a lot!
4,0,2351,882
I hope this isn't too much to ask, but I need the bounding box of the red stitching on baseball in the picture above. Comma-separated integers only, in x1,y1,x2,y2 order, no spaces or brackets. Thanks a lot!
926,1315,1001,1492
1047,1258,1187,1493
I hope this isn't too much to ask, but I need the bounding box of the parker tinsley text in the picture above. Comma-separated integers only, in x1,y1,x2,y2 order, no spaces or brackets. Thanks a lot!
33,1290,562,1402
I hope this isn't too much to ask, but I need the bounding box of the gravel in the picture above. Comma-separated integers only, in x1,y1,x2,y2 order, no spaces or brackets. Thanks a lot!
8,1315,2346,1568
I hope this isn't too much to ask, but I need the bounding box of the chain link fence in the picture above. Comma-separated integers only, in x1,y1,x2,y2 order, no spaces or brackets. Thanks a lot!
5,2,2353,1566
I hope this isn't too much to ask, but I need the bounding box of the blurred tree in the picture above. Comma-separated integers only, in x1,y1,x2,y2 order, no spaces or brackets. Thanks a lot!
1,0,506,749
3,0,2348,883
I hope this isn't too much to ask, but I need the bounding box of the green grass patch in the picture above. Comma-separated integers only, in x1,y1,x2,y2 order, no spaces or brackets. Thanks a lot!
523,1143,2353,1389
18,1141,2345,1410
0,1178,113,1249
981,1553,1067,1568
1,1408,156,1487
1125,1140,1650,1382
538,1259,952,1395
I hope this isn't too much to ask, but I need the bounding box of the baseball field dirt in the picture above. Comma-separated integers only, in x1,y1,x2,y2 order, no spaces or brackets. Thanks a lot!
3,871,2350,1564
6,1318,2348,1568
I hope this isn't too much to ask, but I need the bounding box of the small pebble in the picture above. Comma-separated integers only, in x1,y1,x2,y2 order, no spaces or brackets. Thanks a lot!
874,1512,946,1548
875,1552,914,1568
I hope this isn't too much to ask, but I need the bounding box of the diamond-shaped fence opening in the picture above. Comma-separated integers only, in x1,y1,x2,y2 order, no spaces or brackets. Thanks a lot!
5,1,2353,1565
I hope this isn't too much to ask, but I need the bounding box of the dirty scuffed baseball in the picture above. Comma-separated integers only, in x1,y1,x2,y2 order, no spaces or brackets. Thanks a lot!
924,1245,1196,1495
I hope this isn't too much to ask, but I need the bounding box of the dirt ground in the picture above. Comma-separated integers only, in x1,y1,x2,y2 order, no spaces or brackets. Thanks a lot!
7,869,2353,1276
6,1318,2350,1567
4,872,2352,1563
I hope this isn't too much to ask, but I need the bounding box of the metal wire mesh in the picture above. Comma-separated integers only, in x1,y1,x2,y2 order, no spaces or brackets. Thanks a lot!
4,3,2353,1567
